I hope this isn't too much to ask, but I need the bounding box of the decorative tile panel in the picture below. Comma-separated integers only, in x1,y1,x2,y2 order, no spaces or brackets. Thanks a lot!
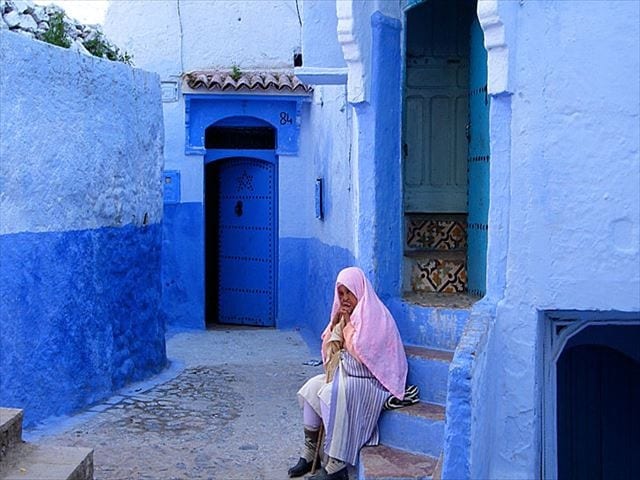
406,218,467,251
411,257,467,293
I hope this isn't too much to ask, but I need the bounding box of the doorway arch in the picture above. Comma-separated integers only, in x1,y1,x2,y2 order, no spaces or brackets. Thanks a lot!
543,313,640,478
204,118,277,327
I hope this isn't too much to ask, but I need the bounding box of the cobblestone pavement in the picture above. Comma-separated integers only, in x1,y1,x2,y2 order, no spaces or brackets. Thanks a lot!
25,327,327,480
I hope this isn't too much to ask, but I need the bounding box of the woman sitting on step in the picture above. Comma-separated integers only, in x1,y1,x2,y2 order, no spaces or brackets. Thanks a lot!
288,267,408,480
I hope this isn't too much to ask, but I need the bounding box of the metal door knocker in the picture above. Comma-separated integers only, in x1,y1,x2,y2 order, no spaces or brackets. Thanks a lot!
235,200,243,216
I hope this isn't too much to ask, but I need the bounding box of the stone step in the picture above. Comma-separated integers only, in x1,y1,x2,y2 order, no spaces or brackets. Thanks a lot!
0,408,23,462
0,444,93,480
378,402,445,458
405,346,453,407
387,297,470,351
358,444,438,480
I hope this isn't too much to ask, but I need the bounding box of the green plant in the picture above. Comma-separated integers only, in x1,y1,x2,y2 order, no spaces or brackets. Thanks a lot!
83,32,134,66
83,32,109,58
117,50,134,65
230,64,242,81
39,12,70,48
37,12,133,66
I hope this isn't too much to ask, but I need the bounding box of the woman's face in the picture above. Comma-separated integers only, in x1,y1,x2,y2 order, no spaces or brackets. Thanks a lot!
337,284,358,315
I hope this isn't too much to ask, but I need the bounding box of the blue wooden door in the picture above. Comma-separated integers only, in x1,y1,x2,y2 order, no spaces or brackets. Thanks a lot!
216,157,275,326
466,17,490,297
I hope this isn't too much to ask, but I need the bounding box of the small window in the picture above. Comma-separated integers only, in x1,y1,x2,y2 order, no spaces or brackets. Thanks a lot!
205,126,276,150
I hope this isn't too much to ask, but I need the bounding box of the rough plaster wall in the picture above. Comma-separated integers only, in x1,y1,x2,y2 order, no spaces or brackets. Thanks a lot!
297,85,355,248
481,1,640,477
300,0,346,70
0,31,166,426
180,0,300,71
105,0,300,72
0,32,164,234
278,85,357,338
104,0,182,78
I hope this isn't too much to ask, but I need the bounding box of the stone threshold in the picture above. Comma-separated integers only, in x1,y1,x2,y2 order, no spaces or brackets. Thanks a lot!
402,291,479,309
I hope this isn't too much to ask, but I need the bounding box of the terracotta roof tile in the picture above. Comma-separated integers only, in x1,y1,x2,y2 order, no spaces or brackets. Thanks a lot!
184,71,312,95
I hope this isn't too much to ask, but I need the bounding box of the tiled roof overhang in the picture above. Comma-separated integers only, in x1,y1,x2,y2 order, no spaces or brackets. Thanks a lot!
183,71,312,95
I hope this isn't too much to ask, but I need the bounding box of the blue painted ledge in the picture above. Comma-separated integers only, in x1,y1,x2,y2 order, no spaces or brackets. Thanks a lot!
441,304,494,479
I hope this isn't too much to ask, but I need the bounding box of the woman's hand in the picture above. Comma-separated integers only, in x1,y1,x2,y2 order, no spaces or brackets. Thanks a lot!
331,312,349,329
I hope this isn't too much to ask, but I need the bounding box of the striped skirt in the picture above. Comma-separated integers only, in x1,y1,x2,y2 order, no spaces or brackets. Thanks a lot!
297,351,389,465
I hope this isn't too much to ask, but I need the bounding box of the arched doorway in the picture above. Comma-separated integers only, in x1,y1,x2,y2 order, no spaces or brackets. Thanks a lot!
204,119,277,327
544,316,640,478
402,0,489,298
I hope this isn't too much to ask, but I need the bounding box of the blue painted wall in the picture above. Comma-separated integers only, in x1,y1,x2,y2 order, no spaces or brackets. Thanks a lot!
0,225,165,422
279,238,355,351
0,31,166,427
366,12,403,299
463,1,640,477
162,202,205,329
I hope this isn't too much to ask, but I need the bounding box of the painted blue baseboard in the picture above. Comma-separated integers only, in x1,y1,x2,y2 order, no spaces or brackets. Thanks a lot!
0,224,166,427
162,202,204,330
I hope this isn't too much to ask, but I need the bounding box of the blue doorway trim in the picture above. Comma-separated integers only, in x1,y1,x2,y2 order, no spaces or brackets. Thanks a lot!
205,149,276,165
185,94,308,156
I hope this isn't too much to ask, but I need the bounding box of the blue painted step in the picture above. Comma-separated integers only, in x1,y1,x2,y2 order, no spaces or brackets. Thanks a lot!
387,298,470,351
405,346,452,407
358,445,437,480
378,402,445,458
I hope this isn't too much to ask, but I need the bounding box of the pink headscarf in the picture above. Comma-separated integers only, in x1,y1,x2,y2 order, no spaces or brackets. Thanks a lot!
321,267,408,399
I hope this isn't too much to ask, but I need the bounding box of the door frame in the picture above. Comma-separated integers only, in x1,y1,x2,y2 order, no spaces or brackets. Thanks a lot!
204,148,278,326
542,311,640,478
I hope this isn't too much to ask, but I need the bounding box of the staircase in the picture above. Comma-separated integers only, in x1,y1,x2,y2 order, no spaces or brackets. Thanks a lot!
0,408,93,480
357,215,474,479
358,339,459,480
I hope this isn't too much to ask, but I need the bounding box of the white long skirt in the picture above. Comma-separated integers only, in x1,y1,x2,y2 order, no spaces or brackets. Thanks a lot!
296,351,389,465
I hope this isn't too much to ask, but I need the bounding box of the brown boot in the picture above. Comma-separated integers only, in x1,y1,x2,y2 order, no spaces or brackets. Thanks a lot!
308,465,349,480
287,427,321,477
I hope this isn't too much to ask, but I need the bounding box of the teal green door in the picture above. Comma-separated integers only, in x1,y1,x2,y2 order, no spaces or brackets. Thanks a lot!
466,17,490,297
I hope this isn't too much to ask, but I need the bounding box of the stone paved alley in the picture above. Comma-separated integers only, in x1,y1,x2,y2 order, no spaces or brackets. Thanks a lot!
24,328,326,480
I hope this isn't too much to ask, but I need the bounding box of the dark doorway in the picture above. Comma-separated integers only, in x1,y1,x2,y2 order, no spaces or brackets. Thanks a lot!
557,326,640,479
402,0,489,298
